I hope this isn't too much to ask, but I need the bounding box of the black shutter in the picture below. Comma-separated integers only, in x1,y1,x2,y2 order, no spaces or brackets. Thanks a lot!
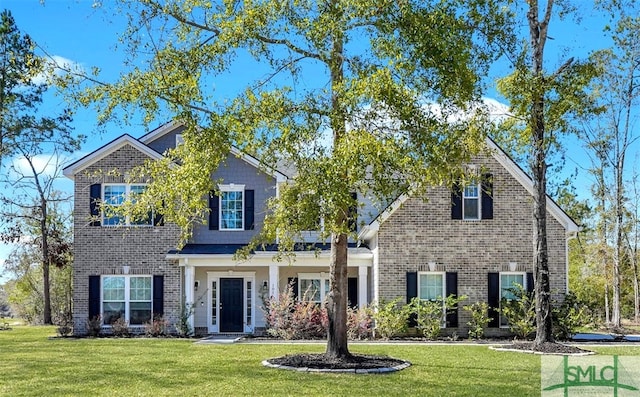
348,277,358,308
445,272,458,328
153,275,164,317
348,192,358,232
526,272,534,295
88,275,101,320
244,189,255,230
451,181,462,220
153,201,165,226
89,184,101,226
406,272,418,327
287,277,299,300
209,191,219,230
488,272,500,328
481,173,493,220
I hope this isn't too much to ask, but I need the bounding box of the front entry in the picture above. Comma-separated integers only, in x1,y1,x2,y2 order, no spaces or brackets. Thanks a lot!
219,278,244,332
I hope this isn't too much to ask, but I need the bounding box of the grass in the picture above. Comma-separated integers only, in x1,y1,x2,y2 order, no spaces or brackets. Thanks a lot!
2,327,640,396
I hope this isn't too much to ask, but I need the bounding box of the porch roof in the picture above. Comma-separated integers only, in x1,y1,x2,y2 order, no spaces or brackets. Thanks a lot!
167,242,367,256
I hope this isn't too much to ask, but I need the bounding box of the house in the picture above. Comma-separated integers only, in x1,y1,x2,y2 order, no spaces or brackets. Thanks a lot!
63,122,579,336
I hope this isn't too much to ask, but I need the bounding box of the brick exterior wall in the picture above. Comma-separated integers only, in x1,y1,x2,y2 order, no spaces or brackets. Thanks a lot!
72,144,181,335
376,153,569,336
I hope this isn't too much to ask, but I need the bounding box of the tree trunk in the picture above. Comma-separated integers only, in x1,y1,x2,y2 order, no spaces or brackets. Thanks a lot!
325,1,350,359
528,0,554,347
326,232,350,358
41,198,52,325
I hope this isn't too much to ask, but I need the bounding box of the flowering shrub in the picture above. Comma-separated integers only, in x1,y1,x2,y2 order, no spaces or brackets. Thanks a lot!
347,305,373,340
264,283,374,340
145,316,170,337
110,317,130,337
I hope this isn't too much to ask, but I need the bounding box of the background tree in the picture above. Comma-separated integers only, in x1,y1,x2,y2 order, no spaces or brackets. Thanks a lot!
579,2,640,328
0,10,77,164
496,0,599,348
0,151,76,325
2,199,73,324
74,0,513,359
0,9,82,325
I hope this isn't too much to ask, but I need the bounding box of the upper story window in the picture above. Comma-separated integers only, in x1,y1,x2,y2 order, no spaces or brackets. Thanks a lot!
463,184,480,220
102,184,152,226
220,185,244,231
451,173,493,221
175,134,184,147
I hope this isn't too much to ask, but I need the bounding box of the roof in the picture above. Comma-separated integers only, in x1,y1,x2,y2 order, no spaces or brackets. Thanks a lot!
166,243,371,259
140,121,289,183
359,136,580,240
63,122,288,183
62,134,164,179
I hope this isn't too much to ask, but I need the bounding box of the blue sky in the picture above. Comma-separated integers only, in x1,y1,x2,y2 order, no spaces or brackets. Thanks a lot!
0,1,632,281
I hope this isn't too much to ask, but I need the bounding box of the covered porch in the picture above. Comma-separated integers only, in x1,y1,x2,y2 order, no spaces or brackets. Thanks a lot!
166,244,373,335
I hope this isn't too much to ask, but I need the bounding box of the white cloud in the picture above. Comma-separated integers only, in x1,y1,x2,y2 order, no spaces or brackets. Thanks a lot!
32,55,84,86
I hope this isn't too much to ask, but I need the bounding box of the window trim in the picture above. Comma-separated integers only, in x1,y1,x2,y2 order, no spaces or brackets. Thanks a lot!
101,275,153,326
417,271,447,327
462,182,481,220
417,271,446,301
499,271,526,328
218,184,245,231
102,183,153,227
298,273,330,303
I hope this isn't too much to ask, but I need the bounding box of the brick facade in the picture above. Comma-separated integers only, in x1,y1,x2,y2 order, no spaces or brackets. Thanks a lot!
72,144,181,334
375,153,569,336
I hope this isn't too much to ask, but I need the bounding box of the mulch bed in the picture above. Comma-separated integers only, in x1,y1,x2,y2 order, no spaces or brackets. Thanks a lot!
266,353,407,370
498,341,591,354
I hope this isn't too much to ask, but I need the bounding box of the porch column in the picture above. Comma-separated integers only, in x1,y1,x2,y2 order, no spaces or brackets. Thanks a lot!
358,265,368,309
269,264,280,301
184,264,195,334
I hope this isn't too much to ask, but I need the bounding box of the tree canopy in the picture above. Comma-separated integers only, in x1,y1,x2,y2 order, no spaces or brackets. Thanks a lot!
75,0,515,358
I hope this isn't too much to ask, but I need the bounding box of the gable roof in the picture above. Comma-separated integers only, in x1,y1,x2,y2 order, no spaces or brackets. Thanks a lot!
62,134,165,179
359,136,580,240
139,121,288,183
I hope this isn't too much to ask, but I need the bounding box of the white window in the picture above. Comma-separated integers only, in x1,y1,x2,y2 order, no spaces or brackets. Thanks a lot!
500,272,526,327
299,273,330,303
418,272,445,301
219,184,244,231
175,134,184,147
102,276,152,325
463,183,480,220
102,184,152,226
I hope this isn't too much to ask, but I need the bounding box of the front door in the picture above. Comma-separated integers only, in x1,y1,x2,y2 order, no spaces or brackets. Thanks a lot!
220,278,244,332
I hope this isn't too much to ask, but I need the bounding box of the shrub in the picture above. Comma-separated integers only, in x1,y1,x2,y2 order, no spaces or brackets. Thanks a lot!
552,292,588,340
264,283,328,340
463,302,492,339
175,301,195,337
56,312,73,337
347,305,374,340
111,317,130,337
371,298,410,339
145,316,169,337
499,284,535,339
86,315,102,337
410,295,467,340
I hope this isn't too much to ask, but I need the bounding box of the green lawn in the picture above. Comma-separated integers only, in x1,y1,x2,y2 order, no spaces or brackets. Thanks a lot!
2,326,640,396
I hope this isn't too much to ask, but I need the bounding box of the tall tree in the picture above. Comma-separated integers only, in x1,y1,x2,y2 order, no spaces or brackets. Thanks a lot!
0,152,75,325
497,0,599,347
0,10,77,164
76,0,512,359
580,2,640,328
0,10,81,325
